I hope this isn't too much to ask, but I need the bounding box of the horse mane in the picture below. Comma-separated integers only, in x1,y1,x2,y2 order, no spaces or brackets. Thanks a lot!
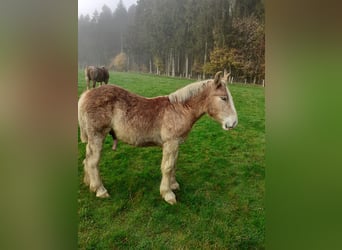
168,80,211,104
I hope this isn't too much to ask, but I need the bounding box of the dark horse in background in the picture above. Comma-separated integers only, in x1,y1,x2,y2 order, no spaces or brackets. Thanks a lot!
85,66,109,89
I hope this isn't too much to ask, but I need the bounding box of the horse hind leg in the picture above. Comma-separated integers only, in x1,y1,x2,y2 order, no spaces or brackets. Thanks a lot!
86,78,90,90
79,125,88,143
109,129,118,150
83,133,109,198
83,159,90,186
85,72,90,90
78,109,88,143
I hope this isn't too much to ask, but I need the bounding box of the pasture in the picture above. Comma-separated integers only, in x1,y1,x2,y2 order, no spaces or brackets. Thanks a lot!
78,71,265,249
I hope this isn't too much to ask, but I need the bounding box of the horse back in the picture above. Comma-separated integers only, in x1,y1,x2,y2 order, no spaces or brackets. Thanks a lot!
85,66,109,82
81,85,170,146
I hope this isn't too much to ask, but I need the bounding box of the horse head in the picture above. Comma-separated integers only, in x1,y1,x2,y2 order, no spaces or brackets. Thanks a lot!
207,71,238,130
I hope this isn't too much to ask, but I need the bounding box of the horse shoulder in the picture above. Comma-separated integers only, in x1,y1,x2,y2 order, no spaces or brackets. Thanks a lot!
160,103,192,141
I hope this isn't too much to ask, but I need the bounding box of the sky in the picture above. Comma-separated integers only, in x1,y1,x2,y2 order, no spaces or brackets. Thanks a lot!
78,0,137,17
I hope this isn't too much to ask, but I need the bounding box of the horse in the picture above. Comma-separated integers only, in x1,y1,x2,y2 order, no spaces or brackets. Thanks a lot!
85,66,109,89
78,71,238,204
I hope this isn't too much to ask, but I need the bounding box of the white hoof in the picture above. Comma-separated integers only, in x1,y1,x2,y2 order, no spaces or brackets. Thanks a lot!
170,182,180,190
96,186,109,198
164,192,177,205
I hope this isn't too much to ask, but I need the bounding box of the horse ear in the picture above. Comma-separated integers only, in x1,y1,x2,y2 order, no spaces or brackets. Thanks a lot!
222,69,231,84
214,71,223,85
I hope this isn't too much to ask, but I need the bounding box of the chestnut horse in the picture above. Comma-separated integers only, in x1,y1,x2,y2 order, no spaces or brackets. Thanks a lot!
78,71,238,204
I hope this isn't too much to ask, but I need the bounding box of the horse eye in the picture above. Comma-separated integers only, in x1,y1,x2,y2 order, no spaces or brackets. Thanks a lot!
220,96,228,101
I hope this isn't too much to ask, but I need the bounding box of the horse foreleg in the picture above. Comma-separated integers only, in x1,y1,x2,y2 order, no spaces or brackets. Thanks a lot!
170,166,180,191
160,141,179,205
84,135,109,198
92,80,96,88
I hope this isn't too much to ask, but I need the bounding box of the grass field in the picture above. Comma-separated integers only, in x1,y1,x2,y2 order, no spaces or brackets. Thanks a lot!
78,71,265,249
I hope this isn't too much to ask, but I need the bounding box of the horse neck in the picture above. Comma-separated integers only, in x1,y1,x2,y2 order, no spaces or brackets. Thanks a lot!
183,87,211,122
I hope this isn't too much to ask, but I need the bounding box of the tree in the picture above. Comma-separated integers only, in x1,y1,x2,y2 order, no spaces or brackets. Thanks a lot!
203,47,243,75
230,16,265,83
78,0,264,83
109,52,128,71
113,0,128,53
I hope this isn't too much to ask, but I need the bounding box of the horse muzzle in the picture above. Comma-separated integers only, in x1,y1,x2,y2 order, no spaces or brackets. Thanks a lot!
222,119,238,131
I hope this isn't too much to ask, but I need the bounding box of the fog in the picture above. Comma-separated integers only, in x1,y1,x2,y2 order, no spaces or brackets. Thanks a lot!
78,0,137,16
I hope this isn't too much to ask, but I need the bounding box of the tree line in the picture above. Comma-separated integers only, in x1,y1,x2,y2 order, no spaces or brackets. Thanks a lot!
78,0,264,84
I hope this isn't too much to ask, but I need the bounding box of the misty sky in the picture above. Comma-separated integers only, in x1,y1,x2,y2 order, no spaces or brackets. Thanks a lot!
78,0,137,16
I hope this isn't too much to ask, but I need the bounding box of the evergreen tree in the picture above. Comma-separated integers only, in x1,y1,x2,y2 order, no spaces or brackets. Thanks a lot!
78,0,264,83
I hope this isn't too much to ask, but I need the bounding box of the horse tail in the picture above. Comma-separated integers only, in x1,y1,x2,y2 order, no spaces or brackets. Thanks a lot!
78,91,89,143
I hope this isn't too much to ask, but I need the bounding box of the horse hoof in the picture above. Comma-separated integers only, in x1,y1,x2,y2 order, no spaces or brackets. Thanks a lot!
96,190,109,198
170,182,180,190
164,192,177,205
96,186,109,198
97,192,109,198
165,197,177,205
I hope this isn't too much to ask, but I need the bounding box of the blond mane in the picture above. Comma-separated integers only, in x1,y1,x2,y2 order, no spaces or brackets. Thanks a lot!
168,80,212,104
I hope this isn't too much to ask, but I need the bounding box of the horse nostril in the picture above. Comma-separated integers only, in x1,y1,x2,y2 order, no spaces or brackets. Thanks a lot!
227,121,237,129
224,120,237,130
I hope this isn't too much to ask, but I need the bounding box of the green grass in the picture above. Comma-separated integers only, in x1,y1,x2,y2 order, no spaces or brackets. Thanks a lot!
78,71,265,249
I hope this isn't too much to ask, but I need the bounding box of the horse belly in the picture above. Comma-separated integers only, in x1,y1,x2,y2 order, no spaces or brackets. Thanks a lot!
112,119,162,147
115,128,162,147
